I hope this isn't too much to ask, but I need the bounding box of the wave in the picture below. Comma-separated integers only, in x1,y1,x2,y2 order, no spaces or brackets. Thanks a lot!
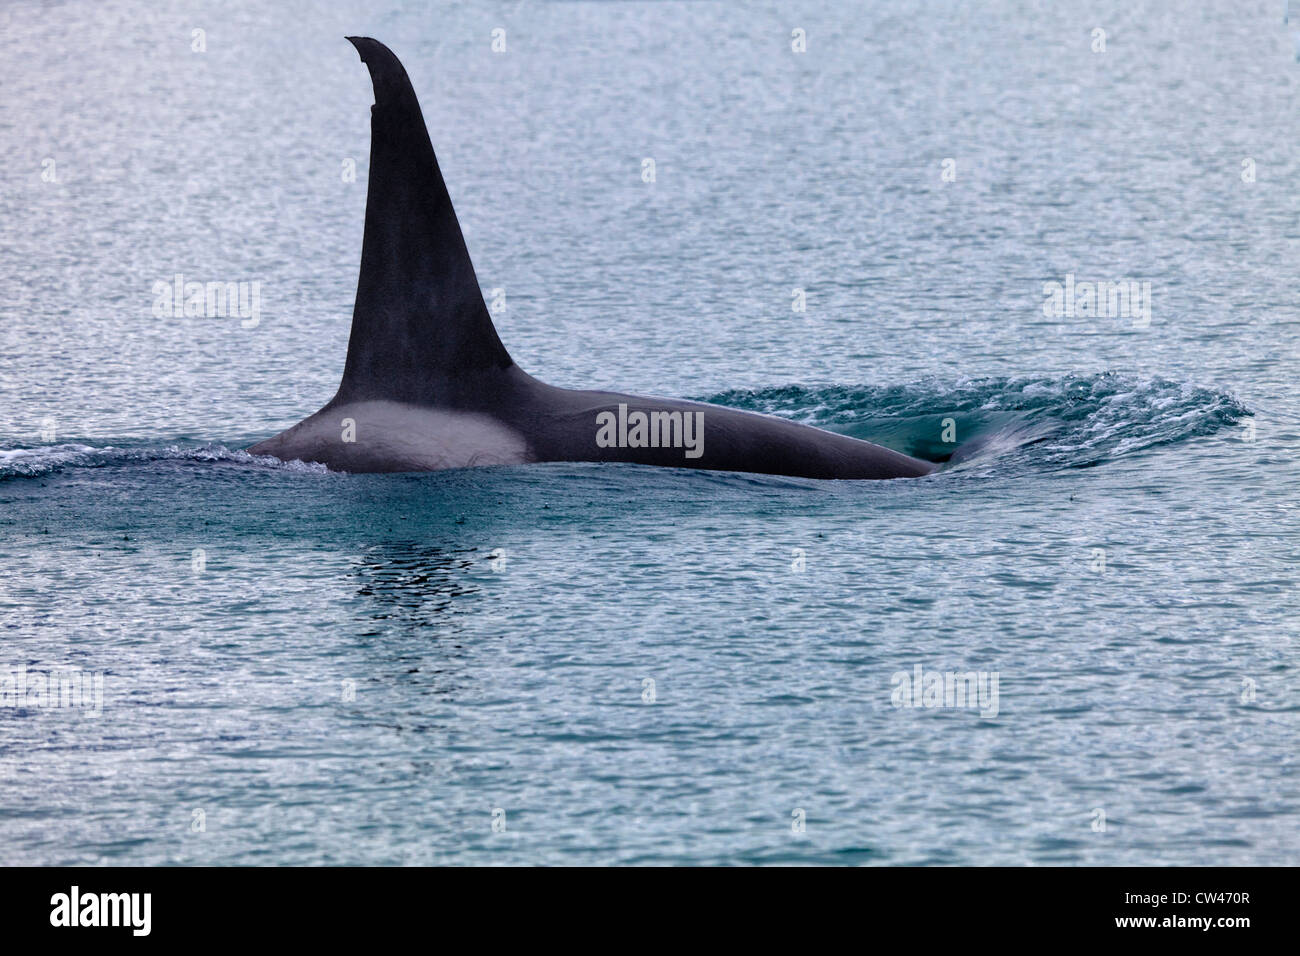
0,443,328,480
698,372,1249,473
0,374,1248,480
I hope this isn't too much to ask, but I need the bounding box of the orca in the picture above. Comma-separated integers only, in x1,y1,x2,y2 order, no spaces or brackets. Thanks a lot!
249,37,935,480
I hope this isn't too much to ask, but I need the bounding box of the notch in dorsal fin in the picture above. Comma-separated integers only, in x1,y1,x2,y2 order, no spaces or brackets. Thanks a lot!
335,37,512,408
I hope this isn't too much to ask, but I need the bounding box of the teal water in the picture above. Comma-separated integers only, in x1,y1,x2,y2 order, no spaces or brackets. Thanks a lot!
2,0,1298,865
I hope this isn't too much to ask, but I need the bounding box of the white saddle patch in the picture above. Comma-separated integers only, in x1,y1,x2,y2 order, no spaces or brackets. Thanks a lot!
251,401,532,472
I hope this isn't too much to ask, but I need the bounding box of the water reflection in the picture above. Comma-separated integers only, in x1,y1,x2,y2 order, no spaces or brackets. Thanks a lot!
353,542,486,628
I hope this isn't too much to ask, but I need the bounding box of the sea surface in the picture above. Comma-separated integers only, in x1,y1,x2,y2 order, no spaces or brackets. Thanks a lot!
1,0,1298,865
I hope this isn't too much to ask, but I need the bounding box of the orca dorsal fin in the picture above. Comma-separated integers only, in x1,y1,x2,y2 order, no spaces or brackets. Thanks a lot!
334,37,512,408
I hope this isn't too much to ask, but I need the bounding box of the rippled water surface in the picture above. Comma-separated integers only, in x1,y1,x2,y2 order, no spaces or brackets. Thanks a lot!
2,0,1298,865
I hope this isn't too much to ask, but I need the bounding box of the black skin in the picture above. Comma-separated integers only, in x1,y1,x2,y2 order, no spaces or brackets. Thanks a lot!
451,366,935,479
250,38,935,480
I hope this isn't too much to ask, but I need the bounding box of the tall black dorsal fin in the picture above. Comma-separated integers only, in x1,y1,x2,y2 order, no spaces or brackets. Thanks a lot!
334,37,512,408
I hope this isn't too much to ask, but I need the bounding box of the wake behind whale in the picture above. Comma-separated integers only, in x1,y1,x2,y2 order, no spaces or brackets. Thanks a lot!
1,373,1246,482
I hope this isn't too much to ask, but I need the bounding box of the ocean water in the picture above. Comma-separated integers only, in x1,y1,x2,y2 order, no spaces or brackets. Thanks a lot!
2,0,1298,865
